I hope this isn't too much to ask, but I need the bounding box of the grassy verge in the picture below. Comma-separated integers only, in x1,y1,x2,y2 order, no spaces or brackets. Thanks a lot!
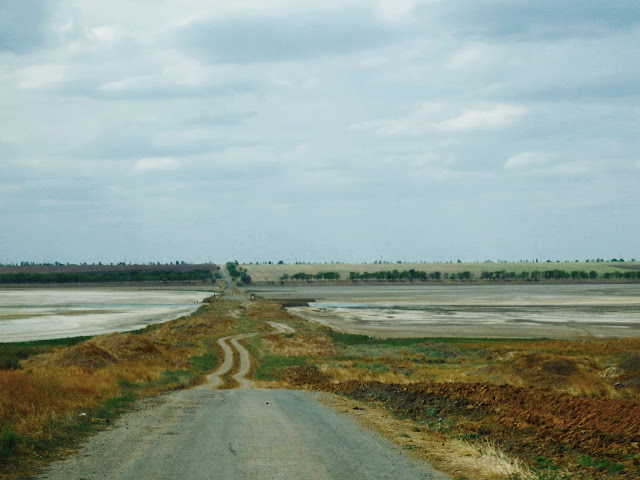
0,299,247,478
244,300,640,480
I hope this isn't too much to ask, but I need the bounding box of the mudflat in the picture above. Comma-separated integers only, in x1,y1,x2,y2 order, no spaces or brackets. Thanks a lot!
249,284,640,338
0,288,213,342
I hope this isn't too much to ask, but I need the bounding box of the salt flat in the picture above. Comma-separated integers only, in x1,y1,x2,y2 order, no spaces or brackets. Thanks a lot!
0,288,213,342
250,284,640,338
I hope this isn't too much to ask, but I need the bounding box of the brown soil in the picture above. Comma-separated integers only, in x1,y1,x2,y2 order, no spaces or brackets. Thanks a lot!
286,367,640,478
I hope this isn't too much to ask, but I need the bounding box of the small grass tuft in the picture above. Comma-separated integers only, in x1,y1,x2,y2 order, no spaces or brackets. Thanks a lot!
0,430,21,459
255,355,307,381
188,352,217,372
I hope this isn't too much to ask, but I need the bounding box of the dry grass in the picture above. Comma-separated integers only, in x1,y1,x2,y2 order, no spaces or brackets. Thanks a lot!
0,367,117,435
320,394,535,480
318,363,411,385
0,299,257,475
262,334,338,357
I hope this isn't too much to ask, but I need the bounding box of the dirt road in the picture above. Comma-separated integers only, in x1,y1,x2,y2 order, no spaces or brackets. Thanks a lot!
35,388,449,480
34,321,450,480
199,333,258,389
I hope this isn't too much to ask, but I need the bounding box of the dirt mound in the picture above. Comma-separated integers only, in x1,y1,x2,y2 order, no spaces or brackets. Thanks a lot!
24,342,118,369
618,355,640,371
283,366,330,388
497,353,603,389
540,358,577,375
93,333,162,361
22,333,163,370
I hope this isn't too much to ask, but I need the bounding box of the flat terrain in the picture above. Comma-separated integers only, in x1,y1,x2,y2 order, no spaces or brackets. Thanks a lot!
4,277,640,480
249,284,640,338
0,288,214,342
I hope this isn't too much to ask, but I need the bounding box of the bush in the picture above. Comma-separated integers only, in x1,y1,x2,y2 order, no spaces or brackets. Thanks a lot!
0,430,21,459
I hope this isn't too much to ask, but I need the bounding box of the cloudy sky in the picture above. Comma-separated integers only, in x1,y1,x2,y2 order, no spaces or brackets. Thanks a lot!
1,0,639,264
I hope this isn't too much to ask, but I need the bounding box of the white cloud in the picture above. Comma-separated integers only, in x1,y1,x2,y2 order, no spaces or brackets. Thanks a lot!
547,160,599,177
505,152,551,170
375,0,419,23
17,64,67,89
446,44,488,70
349,103,528,137
134,157,182,172
88,25,118,44
1,0,639,263
434,104,528,132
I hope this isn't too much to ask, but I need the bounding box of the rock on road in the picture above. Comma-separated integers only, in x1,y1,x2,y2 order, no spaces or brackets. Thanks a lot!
35,388,451,480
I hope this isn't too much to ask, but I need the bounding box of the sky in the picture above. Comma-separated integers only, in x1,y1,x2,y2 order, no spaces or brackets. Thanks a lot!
1,0,639,265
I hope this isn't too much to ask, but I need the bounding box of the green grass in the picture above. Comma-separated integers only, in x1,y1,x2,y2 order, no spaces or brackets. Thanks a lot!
327,331,546,347
0,335,93,348
535,456,560,471
188,352,217,372
578,455,624,473
157,351,218,388
254,355,307,381
0,430,21,459
159,369,194,387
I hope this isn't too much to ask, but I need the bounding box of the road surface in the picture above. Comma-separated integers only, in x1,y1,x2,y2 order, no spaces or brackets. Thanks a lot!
34,317,450,479
35,389,449,480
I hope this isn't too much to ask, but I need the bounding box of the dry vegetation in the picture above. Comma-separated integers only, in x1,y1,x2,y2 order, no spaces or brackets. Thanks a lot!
0,299,257,478
242,301,640,480
3,297,640,480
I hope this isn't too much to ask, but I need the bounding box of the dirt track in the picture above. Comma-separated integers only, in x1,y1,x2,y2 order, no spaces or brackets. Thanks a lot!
34,389,449,480
33,320,450,480
200,321,294,389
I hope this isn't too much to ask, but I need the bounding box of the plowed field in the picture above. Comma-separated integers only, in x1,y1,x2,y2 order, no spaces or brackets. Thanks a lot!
286,367,640,478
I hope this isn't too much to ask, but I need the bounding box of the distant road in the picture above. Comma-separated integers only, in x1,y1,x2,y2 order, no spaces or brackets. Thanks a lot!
220,264,247,301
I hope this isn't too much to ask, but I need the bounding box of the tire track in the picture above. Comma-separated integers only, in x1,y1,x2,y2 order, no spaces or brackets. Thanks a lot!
201,322,295,389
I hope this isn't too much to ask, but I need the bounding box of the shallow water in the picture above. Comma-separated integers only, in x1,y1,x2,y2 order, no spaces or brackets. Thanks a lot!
0,288,213,342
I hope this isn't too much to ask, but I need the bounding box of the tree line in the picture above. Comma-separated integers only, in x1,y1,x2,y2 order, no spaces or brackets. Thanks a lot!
0,270,214,284
278,269,640,283
280,272,341,281
226,262,252,284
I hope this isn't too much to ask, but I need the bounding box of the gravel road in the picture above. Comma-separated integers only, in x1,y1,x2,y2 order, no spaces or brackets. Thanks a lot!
32,314,450,479
35,389,449,480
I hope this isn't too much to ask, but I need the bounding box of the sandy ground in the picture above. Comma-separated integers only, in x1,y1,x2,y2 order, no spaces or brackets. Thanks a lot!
0,288,214,342
250,284,640,338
